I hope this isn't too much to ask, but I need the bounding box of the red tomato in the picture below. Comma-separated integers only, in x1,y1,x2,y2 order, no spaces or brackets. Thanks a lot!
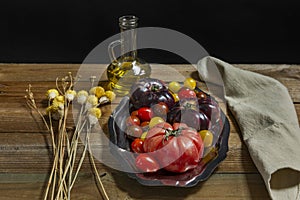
126,115,140,126
126,125,143,138
131,138,144,153
138,107,153,122
143,122,204,173
178,87,197,99
135,154,160,172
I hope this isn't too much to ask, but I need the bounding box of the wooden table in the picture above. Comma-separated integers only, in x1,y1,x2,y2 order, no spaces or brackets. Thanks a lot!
0,63,299,200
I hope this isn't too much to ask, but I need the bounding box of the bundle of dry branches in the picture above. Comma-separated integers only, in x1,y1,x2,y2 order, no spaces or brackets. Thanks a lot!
25,72,114,200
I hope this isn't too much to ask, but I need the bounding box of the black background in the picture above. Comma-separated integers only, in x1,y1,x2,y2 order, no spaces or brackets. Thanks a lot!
0,0,299,64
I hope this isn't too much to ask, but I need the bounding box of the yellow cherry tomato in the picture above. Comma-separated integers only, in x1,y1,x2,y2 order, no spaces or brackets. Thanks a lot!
199,130,213,147
149,117,165,128
168,81,181,93
184,77,197,90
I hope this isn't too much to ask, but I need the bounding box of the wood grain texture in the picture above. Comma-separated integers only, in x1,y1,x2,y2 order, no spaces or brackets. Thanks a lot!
0,63,299,199
0,172,270,200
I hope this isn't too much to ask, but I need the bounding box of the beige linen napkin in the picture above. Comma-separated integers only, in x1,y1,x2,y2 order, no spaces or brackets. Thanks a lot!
198,56,300,200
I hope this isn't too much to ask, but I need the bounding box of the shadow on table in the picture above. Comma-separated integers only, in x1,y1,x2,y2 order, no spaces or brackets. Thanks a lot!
110,169,204,200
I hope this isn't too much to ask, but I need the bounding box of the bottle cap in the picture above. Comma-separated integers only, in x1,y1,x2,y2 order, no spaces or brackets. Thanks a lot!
119,15,138,29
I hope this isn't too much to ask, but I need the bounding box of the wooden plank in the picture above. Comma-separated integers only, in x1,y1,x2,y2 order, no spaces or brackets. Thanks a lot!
1,82,299,110
0,102,298,174
0,99,259,173
0,64,194,82
0,78,299,132
0,100,299,134
0,140,257,174
1,63,299,81
0,112,258,173
0,173,103,200
0,64,81,82
234,64,300,81
0,64,299,98
0,172,270,200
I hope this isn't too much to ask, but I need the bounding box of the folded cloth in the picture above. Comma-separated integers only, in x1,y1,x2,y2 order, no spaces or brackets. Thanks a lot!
198,56,300,200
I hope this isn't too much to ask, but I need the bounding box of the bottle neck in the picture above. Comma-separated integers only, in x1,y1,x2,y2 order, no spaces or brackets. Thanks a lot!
120,28,137,60
119,16,138,61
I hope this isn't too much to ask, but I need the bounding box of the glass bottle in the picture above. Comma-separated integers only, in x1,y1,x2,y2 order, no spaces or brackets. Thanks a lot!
106,15,151,96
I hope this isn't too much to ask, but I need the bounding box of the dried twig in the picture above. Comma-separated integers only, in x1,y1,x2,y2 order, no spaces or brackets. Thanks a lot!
25,73,112,200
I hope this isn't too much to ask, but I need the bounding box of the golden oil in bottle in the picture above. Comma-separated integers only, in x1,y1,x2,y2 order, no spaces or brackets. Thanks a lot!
106,16,151,96
107,57,151,96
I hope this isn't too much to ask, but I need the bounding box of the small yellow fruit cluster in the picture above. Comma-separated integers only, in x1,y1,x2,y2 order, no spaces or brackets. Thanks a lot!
168,77,197,101
46,86,116,123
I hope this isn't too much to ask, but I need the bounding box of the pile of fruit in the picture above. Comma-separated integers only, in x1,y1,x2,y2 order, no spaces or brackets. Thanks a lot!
124,77,222,173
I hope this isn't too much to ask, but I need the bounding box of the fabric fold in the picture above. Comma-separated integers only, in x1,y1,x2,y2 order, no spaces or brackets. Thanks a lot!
198,56,300,200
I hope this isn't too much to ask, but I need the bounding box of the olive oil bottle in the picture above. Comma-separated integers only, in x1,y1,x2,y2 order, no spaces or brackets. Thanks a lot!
106,15,151,96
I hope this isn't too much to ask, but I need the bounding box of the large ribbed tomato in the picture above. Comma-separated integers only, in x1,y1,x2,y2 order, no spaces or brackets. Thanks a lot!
143,122,204,173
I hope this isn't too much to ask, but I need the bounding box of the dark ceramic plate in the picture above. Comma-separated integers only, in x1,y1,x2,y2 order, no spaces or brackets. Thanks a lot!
108,96,230,187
